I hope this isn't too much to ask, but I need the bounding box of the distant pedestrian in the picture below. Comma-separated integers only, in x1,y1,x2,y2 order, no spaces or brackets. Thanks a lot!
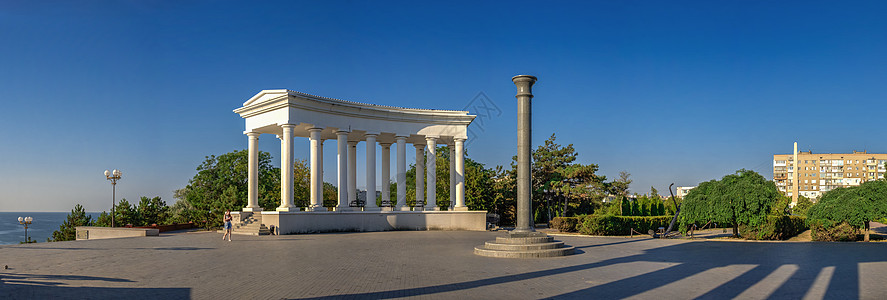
222,210,233,241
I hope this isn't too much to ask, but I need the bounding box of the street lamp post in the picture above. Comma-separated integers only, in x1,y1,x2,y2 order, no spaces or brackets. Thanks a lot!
104,169,122,227
18,216,32,243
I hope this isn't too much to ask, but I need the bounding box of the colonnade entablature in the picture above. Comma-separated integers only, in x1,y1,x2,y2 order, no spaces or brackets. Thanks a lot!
234,89,476,213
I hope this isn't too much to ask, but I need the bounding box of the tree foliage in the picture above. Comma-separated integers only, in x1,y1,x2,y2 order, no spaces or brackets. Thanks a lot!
793,195,814,217
679,169,781,238
527,134,607,221
807,180,887,241
49,204,93,242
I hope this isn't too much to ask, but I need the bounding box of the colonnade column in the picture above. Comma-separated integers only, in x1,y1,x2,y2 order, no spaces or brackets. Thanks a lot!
415,144,424,209
336,130,350,211
307,128,324,211
449,143,456,210
395,136,407,210
425,136,438,211
278,125,297,211
380,143,391,209
244,132,262,212
348,141,357,205
454,138,467,210
365,134,378,210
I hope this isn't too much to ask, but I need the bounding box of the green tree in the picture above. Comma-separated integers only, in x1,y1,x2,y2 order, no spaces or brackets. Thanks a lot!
49,204,93,242
138,196,168,226
165,199,197,224
620,198,631,216
679,169,781,238
637,195,649,216
807,180,887,241
630,199,640,216
793,195,814,217
175,150,280,228
608,171,632,201
529,134,606,217
114,198,140,226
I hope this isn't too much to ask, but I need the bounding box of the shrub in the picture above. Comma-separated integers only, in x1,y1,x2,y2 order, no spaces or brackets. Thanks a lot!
739,216,807,240
811,222,858,242
549,217,581,232
579,215,673,236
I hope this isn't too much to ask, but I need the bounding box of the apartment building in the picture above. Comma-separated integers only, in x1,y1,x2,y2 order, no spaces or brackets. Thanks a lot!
773,142,887,204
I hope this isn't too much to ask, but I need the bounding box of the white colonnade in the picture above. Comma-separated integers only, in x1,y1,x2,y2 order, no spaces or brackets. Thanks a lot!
234,89,475,213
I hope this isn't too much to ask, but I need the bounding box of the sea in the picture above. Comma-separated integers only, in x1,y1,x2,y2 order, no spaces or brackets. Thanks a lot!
0,212,101,245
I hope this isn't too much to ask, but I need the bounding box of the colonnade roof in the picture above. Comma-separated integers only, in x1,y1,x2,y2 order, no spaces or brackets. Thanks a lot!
234,89,476,145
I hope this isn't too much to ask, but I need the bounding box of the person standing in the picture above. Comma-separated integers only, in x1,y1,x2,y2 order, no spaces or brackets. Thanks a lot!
222,210,233,241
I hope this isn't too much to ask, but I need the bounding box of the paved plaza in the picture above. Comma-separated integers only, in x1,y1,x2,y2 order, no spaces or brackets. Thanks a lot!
2,230,886,299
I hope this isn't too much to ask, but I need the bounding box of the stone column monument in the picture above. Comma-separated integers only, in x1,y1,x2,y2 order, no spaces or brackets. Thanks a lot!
512,75,537,234
474,75,574,258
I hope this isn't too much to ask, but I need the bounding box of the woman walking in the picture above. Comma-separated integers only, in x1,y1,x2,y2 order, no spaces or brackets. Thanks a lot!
222,210,233,241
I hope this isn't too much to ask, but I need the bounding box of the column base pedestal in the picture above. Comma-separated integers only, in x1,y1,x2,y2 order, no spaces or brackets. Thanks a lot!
242,207,263,212
334,206,355,212
307,206,327,212
425,207,440,211
276,207,298,212
453,206,470,211
396,206,412,211
363,207,382,211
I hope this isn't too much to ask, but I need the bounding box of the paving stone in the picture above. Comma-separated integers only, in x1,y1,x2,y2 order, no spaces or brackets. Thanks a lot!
1,231,885,299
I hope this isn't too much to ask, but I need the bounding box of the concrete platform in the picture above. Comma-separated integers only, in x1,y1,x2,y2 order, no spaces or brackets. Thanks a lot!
2,231,887,299
74,226,159,240
243,210,487,234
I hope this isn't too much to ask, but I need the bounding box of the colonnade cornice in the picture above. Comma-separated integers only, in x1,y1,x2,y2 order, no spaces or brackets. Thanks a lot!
235,91,475,125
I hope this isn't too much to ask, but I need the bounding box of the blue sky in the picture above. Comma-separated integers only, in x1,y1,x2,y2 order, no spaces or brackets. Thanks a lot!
2,1,886,212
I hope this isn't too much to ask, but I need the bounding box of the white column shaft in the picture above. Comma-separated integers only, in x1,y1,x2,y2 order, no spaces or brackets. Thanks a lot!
455,138,466,209
348,141,357,204
449,144,456,209
307,128,323,211
415,145,424,208
381,143,391,207
245,132,262,211
365,134,378,209
396,137,407,210
278,125,296,211
426,137,437,210
336,131,349,210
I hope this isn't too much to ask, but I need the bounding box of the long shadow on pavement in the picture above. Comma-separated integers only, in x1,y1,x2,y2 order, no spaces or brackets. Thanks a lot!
0,273,190,299
296,240,881,299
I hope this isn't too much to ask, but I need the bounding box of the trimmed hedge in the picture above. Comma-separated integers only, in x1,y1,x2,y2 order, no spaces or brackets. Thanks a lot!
811,222,858,242
579,215,673,236
550,217,582,233
739,216,807,240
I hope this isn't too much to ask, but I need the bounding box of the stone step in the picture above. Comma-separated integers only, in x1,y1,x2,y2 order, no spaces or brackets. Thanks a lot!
495,236,553,244
483,241,564,251
473,246,575,258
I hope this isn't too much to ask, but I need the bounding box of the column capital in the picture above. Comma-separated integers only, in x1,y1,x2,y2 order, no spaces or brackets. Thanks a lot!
414,143,424,149
336,129,350,135
395,135,409,141
348,141,358,146
246,132,261,138
380,142,392,147
365,133,379,138
454,137,467,142
425,136,439,141
281,123,297,129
